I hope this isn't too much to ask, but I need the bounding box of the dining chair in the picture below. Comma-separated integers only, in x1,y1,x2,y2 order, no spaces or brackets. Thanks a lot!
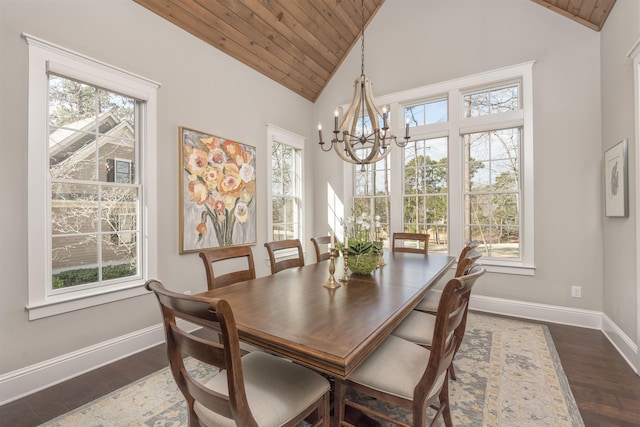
392,232,430,254
413,242,481,314
392,263,485,380
199,246,256,291
264,239,305,274
333,265,486,427
310,235,336,263
145,280,331,427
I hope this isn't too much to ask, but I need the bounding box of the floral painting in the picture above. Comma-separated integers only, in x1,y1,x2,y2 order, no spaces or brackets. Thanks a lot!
179,127,257,253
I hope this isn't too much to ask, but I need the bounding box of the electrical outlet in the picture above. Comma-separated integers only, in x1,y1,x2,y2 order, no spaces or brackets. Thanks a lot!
571,286,581,298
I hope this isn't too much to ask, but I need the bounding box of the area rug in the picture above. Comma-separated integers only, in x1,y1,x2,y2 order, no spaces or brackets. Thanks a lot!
39,313,584,427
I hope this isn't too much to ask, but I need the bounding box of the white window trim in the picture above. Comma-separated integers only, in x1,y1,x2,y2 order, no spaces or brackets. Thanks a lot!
627,37,640,373
24,33,160,319
266,124,306,260
344,62,535,275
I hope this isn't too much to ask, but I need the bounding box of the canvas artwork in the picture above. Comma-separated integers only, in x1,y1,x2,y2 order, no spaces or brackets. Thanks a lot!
179,127,257,253
604,139,628,218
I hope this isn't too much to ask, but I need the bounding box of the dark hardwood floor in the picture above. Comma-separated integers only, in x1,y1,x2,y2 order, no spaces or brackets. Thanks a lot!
1,315,639,426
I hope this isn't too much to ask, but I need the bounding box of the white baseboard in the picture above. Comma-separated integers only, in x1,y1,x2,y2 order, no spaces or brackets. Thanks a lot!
1,297,638,405
470,294,638,374
602,313,639,375
469,294,603,329
0,319,197,406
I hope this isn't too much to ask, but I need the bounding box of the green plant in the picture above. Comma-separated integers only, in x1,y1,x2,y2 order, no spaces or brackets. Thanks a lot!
52,263,136,289
338,211,382,256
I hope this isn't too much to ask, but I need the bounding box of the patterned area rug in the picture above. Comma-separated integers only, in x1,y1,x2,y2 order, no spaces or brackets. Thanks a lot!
39,313,584,427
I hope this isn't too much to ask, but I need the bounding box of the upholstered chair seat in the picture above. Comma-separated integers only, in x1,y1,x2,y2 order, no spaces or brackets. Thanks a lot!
195,351,330,427
392,311,436,346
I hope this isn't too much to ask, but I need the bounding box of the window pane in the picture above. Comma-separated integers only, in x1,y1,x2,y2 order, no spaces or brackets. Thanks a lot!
405,104,425,126
100,136,135,183
48,75,96,128
101,186,138,232
284,198,296,225
426,99,448,124
51,183,99,234
101,234,138,280
405,99,448,127
52,234,99,287
272,197,285,226
273,224,285,241
50,131,98,180
97,88,135,133
463,84,519,117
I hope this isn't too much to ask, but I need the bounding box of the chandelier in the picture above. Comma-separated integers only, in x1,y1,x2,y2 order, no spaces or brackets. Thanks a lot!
318,0,410,171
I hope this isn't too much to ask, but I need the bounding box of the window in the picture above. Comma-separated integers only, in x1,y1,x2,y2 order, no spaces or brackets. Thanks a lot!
107,158,134,184
347,62,534,274
402,137,448,254
353,149,390,246
459,84,523,260
267,125,305,242
25,34,159,319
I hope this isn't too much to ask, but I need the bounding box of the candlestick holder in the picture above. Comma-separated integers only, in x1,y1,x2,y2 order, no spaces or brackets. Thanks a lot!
339,250,350,283
323,248,341,289
377,247,386,268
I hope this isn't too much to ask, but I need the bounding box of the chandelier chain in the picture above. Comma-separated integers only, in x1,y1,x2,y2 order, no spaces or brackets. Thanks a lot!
360,0,365,77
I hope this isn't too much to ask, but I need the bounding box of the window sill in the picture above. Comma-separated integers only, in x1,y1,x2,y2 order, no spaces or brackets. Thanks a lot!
477,260,536,276
26,282,149,320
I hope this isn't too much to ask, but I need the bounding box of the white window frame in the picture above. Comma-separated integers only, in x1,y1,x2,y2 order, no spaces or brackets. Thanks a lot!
345,62,535,275
266,124,305,257
627,37,640,373
24,34,160,320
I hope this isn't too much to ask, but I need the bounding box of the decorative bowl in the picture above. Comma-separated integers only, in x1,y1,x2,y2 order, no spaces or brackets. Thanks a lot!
347,254,380,275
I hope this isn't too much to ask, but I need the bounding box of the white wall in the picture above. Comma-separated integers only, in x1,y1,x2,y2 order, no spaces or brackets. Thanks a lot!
0,0,314,374
313,0,605,312
600,0,640,362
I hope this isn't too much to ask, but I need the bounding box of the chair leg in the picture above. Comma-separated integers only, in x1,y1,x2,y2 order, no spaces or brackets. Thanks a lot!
323,391,332,426
333,381,345,427
439,380,453,427
449,362,457,380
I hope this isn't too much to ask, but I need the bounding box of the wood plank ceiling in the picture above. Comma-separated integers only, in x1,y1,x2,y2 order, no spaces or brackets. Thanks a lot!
531,0,616,32
133,0,616,103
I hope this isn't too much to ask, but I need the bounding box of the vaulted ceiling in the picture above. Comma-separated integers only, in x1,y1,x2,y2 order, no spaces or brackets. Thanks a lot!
133,0,616,102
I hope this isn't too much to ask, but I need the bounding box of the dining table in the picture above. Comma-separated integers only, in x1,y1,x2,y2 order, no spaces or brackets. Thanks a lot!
196,251,455,379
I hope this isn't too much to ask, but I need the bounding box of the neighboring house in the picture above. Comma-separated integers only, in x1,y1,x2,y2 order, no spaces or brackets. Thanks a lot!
49,110,137,275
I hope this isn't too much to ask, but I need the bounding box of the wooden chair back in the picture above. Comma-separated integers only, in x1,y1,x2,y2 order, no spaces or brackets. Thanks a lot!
145,280,254,425
392,232,430,254
454,241,482,277
310,235,334,262
415,264,485,425
264,239,305,274
199,246,256,291
335,264,485,427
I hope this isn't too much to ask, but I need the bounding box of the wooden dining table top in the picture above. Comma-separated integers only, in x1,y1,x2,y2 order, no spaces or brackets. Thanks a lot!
196,251,455,378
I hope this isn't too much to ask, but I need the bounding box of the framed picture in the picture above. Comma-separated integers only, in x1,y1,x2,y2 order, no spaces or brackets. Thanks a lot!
178,126,257,253
604,139,628,218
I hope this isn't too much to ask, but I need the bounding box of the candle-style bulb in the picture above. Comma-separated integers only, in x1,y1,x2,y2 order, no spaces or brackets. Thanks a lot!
382,106,388,129
318,122,323,143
